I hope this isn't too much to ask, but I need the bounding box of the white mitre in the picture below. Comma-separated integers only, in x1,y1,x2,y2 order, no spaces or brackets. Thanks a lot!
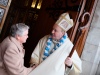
55,13,74,31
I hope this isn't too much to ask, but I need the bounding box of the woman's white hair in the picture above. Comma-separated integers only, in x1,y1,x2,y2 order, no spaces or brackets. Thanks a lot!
9,23,29,37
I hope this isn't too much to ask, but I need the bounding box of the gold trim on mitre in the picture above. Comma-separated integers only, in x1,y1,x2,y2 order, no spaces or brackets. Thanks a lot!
55,13,73,32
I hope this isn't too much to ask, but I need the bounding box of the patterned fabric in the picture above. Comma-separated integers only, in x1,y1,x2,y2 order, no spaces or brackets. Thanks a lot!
43,33,68,60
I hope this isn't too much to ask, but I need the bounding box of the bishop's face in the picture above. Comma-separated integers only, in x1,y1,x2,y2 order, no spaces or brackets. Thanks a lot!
51,24,65,40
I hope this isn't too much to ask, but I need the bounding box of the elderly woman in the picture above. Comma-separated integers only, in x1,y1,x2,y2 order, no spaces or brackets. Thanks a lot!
0,23,36,75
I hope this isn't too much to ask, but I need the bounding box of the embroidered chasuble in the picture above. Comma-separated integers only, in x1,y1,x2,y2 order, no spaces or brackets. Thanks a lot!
29,38,73,75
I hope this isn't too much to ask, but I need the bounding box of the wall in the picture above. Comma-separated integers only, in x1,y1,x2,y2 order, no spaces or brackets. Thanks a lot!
80,0,100,75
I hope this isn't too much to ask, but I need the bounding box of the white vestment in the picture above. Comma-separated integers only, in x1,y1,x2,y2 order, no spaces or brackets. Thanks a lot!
29,35,82,75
